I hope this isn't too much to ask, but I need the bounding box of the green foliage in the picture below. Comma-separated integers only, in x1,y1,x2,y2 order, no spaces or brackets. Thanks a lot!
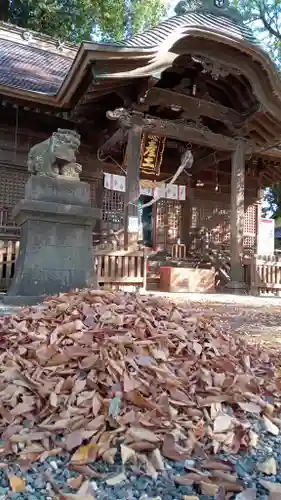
2,0,166,43
178,0,281,63
231,0,281,62
264,186,281,218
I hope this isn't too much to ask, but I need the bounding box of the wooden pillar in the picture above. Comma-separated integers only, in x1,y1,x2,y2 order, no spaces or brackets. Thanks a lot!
228,139,246,290
124,114,142,250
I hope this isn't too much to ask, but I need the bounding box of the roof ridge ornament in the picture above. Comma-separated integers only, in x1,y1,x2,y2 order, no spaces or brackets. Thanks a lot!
22,31,33,42
174,0,244,22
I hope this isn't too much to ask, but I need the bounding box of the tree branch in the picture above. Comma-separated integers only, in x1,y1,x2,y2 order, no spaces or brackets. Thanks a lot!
258,0,281,40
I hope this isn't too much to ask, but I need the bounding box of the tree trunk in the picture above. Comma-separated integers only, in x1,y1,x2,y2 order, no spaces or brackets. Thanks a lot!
0,0,9,22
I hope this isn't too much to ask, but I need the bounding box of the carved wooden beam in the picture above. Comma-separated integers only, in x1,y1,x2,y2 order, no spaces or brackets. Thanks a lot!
98,128,126,157
141,88,243,127
109,108,254,153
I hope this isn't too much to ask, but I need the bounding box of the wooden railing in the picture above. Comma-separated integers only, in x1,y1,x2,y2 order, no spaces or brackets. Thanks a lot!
0,208,19,240
0,242,147,292
249,255,281,295
94,250,147,291
0,240,19,291
3,241,279,296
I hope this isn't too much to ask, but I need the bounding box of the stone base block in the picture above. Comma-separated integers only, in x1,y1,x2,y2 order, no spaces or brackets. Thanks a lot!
3,295,46,306
6,175,100,304
225,280,248,295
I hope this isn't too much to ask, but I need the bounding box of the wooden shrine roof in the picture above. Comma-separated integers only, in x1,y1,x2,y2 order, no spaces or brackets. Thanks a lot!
0,23,76,96
0,9,260,99
0,6,273,105
116,10,259,49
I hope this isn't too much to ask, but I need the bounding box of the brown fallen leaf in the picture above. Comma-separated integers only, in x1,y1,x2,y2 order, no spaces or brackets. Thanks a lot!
211,470,239,483
8,475,26,493
201,481,219,495
68,475,84,490
128,427,159,443
50,391,58,407
150,449,165,471
263,416,279,436
121,444,136,465
129,441,157,452
238,402,261,415
213,414,233,433
257,457,277,475
71,444,99,465
77,479,96,496
64,431,84,452
102,447,117,464
259,479,281,494
172,474,204,486
162,434,189,461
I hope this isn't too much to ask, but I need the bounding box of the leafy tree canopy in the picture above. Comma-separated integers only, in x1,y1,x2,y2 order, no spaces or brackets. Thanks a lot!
176,0,281,61
0,0,166,43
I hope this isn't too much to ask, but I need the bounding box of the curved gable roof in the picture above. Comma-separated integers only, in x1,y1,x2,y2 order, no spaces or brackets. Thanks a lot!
117,10,259,49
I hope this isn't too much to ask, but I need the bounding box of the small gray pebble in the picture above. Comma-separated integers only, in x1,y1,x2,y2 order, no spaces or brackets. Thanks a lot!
184,459,195,468
50,460,58,471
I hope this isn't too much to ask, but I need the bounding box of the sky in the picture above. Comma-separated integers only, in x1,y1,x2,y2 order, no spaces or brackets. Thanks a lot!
165,0,178,15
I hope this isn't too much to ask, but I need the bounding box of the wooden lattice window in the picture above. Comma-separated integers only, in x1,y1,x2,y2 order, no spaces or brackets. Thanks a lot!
244,203,257,252
167,201,182,242
102,189,124,231
0,167,28,208
190,200,231,249
156,199,183,250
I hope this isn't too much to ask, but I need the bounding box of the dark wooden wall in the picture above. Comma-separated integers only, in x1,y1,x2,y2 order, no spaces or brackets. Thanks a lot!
0,110,259,253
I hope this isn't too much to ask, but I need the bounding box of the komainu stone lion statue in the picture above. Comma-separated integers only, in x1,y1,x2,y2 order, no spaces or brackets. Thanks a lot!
27,128,82,180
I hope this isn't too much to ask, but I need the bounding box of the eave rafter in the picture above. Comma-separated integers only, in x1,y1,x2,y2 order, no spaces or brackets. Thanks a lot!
136,87,244,130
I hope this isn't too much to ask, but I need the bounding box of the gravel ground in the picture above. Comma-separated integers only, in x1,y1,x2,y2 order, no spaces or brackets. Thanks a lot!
1,421,281,499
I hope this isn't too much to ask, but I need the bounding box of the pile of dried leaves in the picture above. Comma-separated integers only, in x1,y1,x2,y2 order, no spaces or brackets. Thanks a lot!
0,290,280,498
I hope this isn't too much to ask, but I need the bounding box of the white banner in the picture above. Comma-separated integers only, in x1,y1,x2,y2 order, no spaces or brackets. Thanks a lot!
257,218,275,255
103,173,186,200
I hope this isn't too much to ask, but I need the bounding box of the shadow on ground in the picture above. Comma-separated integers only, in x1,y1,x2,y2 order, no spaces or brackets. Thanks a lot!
199,302,281,349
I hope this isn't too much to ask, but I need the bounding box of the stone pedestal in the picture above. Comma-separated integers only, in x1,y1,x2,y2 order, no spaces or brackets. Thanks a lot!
4,175,100,305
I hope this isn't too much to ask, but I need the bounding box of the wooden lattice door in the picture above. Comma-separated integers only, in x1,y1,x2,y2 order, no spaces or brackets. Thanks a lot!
0,166,28,236
190,199,231,251
155,199,183,252
102,189,124,233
